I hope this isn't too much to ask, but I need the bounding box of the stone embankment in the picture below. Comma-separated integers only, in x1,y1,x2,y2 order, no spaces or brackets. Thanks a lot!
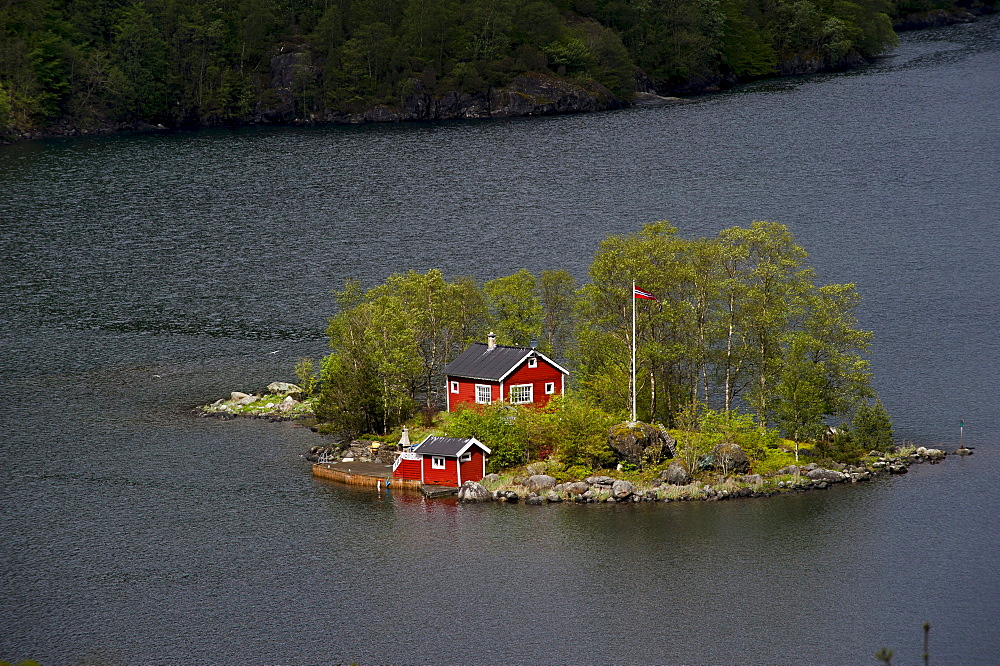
197,382,314,420
456,445,967,505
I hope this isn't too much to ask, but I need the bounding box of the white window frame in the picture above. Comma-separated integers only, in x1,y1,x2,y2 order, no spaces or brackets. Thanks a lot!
509,384,533,404
450,380,459,394
527,357,537,368
431,456,446,469
460,453,472,463
545,382,555,395
475,384,493,405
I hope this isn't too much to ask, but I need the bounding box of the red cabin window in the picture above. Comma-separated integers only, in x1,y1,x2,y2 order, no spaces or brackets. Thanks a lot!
476,384,492,404
431,456,446,469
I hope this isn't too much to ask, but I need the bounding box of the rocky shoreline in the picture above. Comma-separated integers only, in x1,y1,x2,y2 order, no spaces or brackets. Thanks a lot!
199,384,972,505
196,382,315,421
454,444,972,504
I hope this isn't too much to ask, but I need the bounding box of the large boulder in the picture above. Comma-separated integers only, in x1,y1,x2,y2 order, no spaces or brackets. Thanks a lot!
524,474,557,493
661,461,690,485
806,468,846,483
586,475,616,487
706,443,751,475
457,481,492,502
564,481,590,496
277,395,298,412
612,479,635,499
267,381,302,394
607,422,676,468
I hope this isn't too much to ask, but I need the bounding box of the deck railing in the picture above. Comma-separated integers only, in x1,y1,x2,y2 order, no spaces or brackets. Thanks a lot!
392,450,420,471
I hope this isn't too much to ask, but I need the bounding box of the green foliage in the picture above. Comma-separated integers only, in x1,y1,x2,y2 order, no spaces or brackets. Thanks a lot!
0,0,922,133
546,394,619,468
852,398,894,450
484,269,543,347
575,221,873,433
0,81,11,128
446,402,529,471
444,395,618,472
316,271,487,435
294,358,319,398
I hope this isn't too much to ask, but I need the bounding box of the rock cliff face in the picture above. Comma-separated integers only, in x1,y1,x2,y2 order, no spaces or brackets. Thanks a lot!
255,62,625,125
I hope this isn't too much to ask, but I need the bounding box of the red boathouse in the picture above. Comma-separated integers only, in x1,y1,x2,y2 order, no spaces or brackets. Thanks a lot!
442,333,569,411
392,436,491,486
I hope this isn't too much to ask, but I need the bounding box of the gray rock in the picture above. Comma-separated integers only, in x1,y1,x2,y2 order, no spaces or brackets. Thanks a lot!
586,475,616,486
524,474,557,493
916,446,945,460
525,462,547,476
707,443,751,475
612,479,635,499
739,474,764,485
231,391,252,402
806,468,846,483
525,495,544,505
804,462,818,471
482,473,501,485
607,421,676,468
661,461,690,485
565,482,590,496
266,381,303,396
457,481,492,502
277,395,298,412
545,491,563,503
956,447,973,456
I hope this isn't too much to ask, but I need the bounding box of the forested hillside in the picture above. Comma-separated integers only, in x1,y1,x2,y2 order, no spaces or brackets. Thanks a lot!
0,0,995,136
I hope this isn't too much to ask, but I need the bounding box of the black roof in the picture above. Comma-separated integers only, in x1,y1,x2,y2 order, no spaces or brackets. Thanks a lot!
442,342,567,381
414,436,488,456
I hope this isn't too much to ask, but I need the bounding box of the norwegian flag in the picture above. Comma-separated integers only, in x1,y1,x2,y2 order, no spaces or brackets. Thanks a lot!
633,286,658,301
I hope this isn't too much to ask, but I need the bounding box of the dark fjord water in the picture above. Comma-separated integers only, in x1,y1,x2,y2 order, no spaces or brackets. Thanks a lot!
2,16,999,664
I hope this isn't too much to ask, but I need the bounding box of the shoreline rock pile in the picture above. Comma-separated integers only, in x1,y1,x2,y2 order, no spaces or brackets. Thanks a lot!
455,444,967,505
198,382,313,420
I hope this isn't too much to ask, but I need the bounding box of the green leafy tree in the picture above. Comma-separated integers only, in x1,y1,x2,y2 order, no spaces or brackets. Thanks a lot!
774,332,827,458
112,5,170,120
852,398,894,450
484,268,543,346
539,269,578,359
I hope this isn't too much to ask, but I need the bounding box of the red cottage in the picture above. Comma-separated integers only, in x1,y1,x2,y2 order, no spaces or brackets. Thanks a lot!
392,435,491,486
442,333,569,411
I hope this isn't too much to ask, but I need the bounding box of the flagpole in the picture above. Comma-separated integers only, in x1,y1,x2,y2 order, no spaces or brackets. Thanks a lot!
632,280,637,423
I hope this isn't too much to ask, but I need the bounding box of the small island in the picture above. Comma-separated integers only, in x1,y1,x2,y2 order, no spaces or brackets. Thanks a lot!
199,221,972,503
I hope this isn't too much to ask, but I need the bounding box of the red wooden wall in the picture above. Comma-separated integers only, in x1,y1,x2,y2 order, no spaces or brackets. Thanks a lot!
393,458,421,481
504,361,563,408
421,455,458,486
447,379,498,411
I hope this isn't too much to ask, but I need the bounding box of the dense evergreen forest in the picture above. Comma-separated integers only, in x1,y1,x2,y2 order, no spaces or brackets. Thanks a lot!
0,0,995,136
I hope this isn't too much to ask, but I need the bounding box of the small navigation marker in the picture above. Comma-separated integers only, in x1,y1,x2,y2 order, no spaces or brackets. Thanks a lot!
956,420,973,455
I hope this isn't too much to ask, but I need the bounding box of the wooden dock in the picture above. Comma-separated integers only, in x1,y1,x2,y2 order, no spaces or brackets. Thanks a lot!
312,461,456,497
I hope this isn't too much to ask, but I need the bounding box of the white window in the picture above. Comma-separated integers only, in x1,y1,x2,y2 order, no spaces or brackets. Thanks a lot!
431,456,446,469
527,357,537,368
476,384,492,404
450,381,459,394
545,382,555,395
509,384,533,404
460,453,472,463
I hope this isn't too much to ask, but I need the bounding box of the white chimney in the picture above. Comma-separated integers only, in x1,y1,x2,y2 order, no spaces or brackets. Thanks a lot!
487,332,496,350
